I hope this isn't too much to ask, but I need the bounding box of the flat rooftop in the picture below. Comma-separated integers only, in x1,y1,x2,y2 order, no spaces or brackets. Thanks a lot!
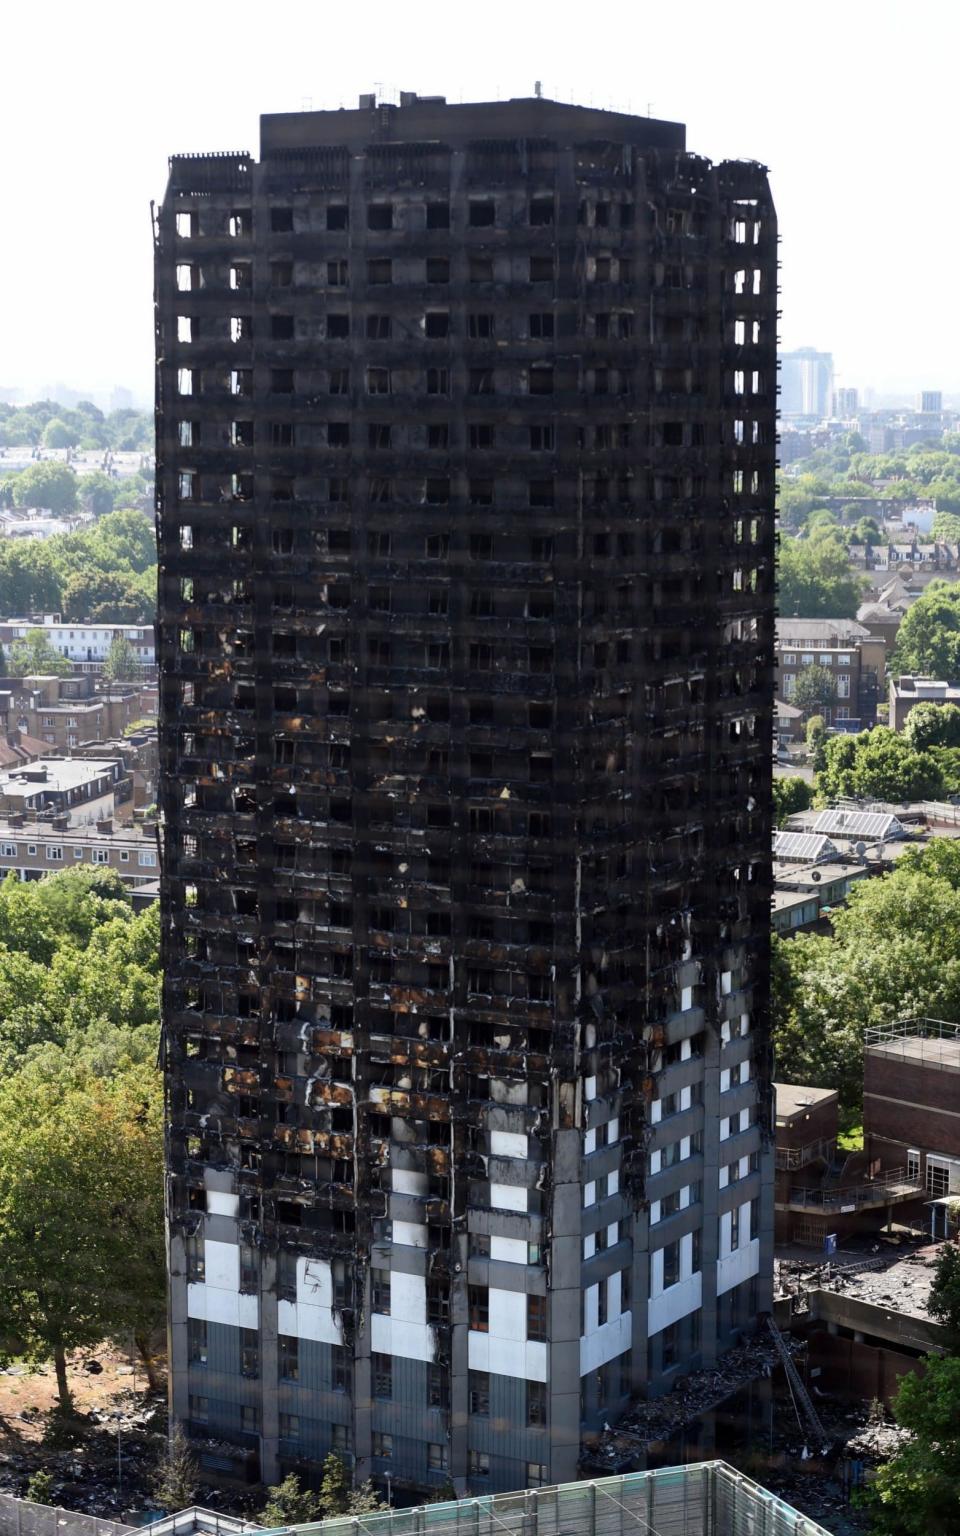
260,94,686,155
775,1083,838,1124
0,758,120,795
0,818,153,846
867,1034,960,1071
778,1243,940,1324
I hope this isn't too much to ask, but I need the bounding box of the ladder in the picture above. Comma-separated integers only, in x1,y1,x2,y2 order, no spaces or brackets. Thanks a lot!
765,1314,830,1452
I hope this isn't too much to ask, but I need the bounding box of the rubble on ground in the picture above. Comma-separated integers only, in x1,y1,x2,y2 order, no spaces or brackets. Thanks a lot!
589,1331,799,1458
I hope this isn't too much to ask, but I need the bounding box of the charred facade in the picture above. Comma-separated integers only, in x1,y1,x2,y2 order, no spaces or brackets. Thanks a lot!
155,95,777,1495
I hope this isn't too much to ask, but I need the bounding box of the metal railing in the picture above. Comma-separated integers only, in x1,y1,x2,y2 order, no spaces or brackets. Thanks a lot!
789,1166,923,1212
865,1017,960,1053
0,1493,133,1536
775,1138,835,1171
260,1462,833,1536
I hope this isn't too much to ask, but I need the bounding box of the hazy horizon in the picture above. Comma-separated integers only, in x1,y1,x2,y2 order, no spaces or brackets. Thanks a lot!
3,0,957,401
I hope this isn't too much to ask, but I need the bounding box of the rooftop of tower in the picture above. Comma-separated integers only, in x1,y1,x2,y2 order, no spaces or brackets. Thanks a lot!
260,91,686,155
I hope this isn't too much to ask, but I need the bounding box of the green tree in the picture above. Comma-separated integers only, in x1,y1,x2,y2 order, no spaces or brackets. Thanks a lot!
103,633,143,682
792,663,835,717
778,534,866,618
927,1243,960,1350
773,776,813,826
774,842,960,1113
25,1470,55,1505
10,462,77,515
852,515,881,546
904,701,960,752
806,713,827,772
152,1423,199,1512
891,582,960,678
0,1060,164,1409
817,727,942,802
7,628,73,678
41,420,76,450
320,1450,352,1515
348,1482,387,1514
77,471,117,517
871,1355,960,1535
262,1473,324,1526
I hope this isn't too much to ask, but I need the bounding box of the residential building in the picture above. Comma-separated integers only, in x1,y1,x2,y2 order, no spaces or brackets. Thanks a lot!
0,617,155,672
0,673,154,752
773,1084,838,1244
780,348,832,419
889,675,960,732
775,697,803,744
156,94,777,1493
832,386,859,417
775,618,882,727
856,599,903,655
0,812,158,889
0,757,125,826
918,391,943,414
865,1019,960,1231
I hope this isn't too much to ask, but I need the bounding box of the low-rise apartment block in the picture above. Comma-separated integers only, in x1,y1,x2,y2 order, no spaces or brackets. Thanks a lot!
0,617,155,672
776,619,883,727
889,675,960,732
1,673,155,752
0,757,125,826
0,812,158,891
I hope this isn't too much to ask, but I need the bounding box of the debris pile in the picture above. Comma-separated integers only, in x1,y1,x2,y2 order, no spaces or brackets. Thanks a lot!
776,1241,940,1319
590,1330,798,1459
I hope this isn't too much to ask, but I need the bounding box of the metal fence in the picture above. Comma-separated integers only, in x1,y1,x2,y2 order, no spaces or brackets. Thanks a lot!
261,1462,831,1536
0,1493,133,1536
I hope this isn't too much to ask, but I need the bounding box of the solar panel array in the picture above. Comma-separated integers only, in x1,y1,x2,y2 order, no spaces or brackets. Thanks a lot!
773,831,837,862
813,810,903,840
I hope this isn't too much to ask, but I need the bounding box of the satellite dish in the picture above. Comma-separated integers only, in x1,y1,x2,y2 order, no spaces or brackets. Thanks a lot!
854,841,867,857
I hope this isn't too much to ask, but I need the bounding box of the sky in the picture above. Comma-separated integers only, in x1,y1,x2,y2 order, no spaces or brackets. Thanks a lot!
1,0,957,405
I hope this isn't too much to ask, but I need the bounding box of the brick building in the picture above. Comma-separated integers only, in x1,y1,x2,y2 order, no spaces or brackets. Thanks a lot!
156,94,777,1492
773,1084,837,1244
775,619,883,728
865,1020,960,1222
0,813,158,888
0,674,154,753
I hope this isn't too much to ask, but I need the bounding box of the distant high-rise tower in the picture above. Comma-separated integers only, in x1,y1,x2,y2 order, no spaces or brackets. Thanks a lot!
780,348,832,418
832,387,859,418
156,94,777,1497
918,390,943,414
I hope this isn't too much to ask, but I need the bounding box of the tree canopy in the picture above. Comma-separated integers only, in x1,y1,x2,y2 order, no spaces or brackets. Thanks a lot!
103,633,142,682
0,401,151,453
8,462,77,515
891,582,960,679
772,776,813,827
0,507,157,624
791,663,835,717
774,839,960,1114
904,701,960,752
777,533,866,618
7,627,73,678
0,869,161,1406
817,726,943,801
0,1057,162,1409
